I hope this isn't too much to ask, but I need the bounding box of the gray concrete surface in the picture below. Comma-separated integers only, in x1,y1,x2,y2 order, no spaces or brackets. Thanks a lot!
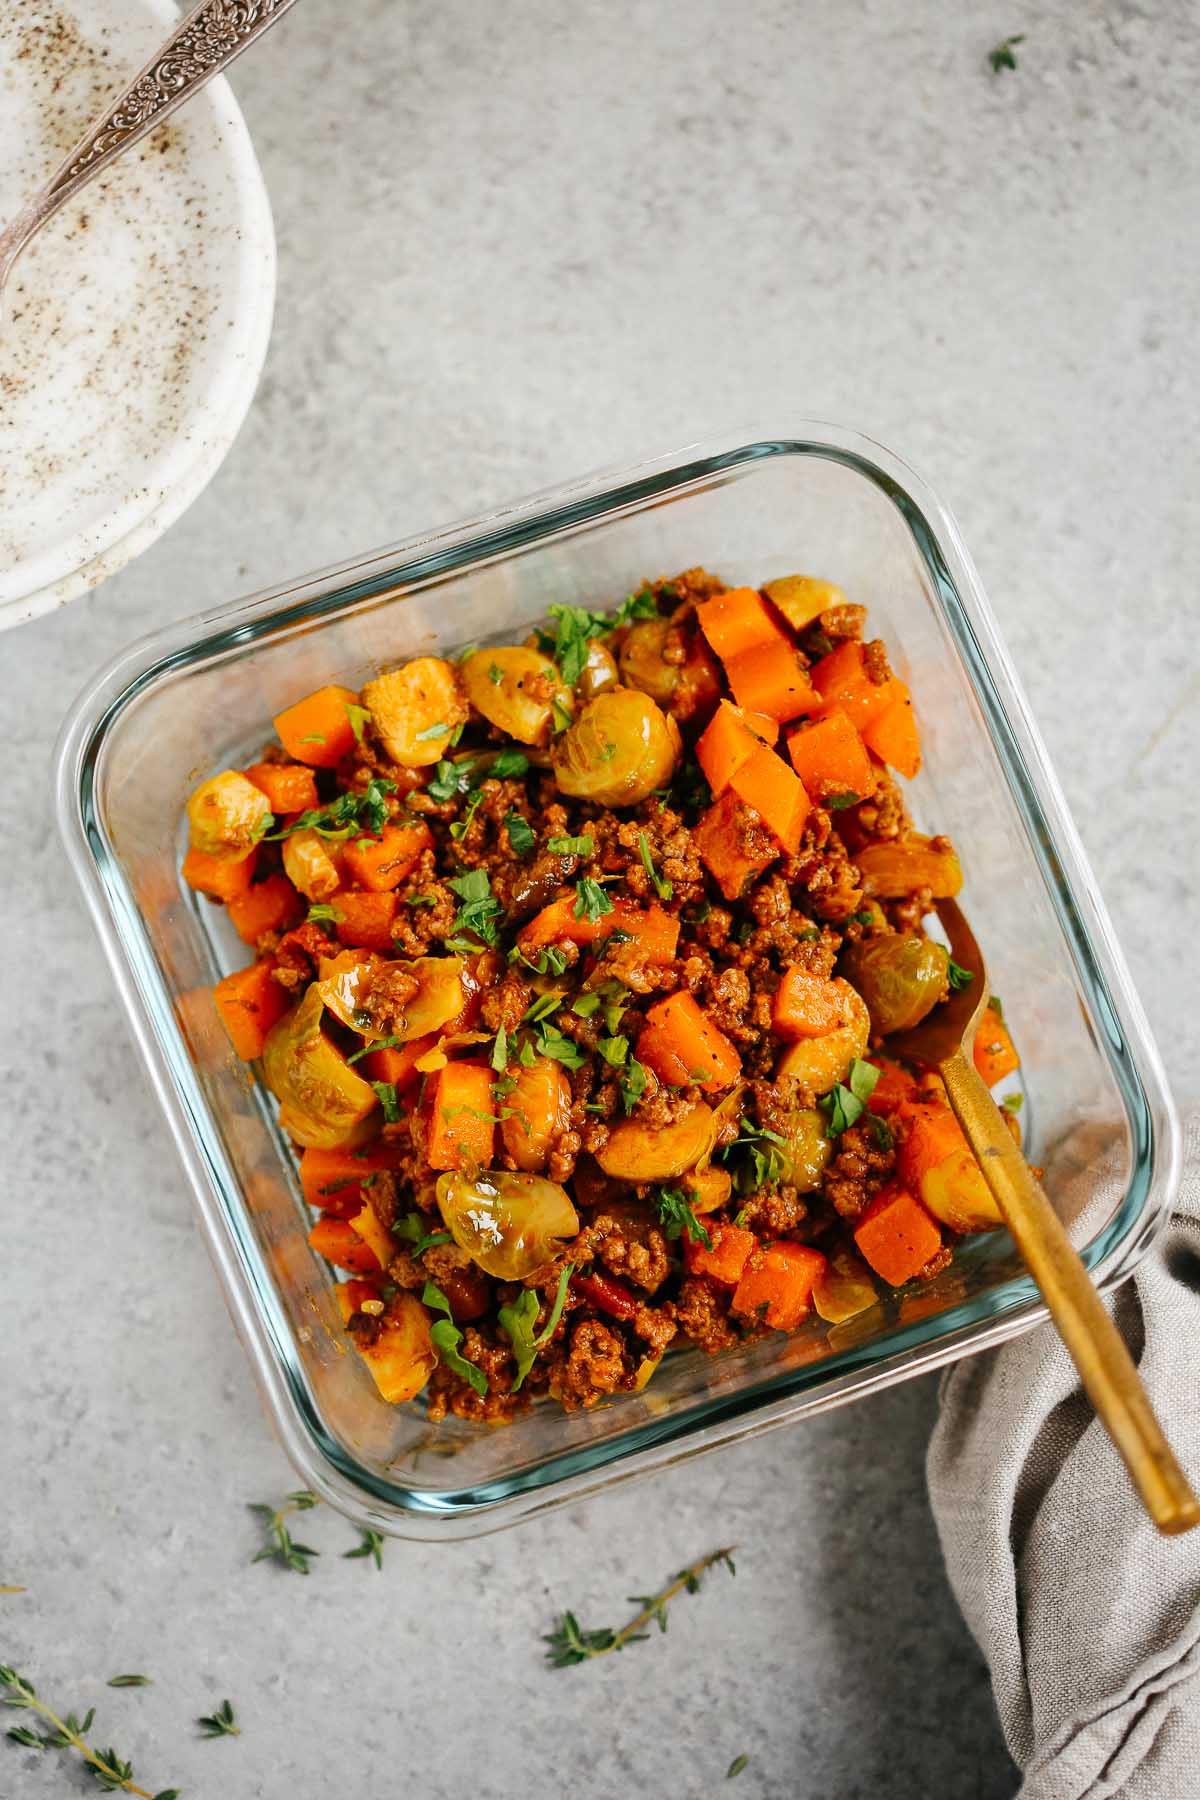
4,1,1199,1795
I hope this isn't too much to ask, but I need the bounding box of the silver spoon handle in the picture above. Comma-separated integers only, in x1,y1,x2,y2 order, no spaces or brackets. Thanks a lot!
0,0,299,277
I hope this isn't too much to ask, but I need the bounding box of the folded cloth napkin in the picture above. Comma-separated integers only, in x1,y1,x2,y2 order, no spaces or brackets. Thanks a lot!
928,1106,1200,1800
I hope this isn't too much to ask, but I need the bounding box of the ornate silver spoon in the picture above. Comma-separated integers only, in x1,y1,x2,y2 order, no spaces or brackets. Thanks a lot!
0,0,301,305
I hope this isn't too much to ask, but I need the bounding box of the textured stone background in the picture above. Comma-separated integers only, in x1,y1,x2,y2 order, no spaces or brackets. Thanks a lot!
4,1,1198,1795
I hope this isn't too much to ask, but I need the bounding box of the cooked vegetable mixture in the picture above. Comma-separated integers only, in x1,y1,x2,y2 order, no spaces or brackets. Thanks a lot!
191,568,1024,1421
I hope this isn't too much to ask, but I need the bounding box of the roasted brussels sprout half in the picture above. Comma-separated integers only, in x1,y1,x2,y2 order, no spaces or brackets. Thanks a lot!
841,934,949,1035
551,688,682,808
187,770,271,861
262,984,380,1148
460,647,572,747
436,1169,579,1279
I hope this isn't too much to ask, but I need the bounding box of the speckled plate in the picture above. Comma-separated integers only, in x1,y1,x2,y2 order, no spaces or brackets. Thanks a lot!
0,0,275,630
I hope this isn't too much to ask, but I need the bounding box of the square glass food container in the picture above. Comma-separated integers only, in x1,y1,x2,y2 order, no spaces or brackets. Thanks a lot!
56,424,1180,1540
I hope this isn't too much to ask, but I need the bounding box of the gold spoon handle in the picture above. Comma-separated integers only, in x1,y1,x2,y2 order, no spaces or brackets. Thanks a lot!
940,1049,1199,1536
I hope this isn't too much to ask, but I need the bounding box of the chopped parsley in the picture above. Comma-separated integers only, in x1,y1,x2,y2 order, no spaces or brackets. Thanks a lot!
490,749,531,780
824,792,861,811
574,877,613,924
265,776,396,842
617,1057,649,1115
488,663,505,686
306,902,344,936
422,1281,487,1397
597,1034,629,1066
1001,1091,1023,1117
523,990,565,1025
637,830,673,901
344,701,372,743
947,957,975,991
548,834,594,857
491,1025,509,1073
820,1058,880,1137
720,1120,788,1191
538,603,612,687
445,867,503,947
428,757,477,803
449,790,485,842
498,1264,575,1390
371,1081,401,1123
392,1213,452,1257
571,992,601,1017
347,1033,404,1064
534,1023,587,1070
505,810,536,855
656,1185,712,1250
414,720,450,742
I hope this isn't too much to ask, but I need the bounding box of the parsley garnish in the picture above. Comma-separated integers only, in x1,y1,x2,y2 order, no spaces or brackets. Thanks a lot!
988,31,1025,72
819,1058,880,1137
491,1024,509,1072
523,990,564,1025
422,1281,487,1396
548,834,594,856
428,757,476,803
535,1023,587,1069
657,1186,712,1249
637,830,673,900
346,1032,404,1064
344,701,372,743
264,776,396,842
306,902,344,936
571,992,601,1017
505,810,536,856
947,956,975,991
720,1120,788,1192
488,663,505,685
371,1081,401,1123
498,1264,575,1390
574,877,613,924
1001,1092,1023,1117
597,1034,628,1066
825,792,861,811
617,1057,649,1115
414,720,450,742
449,789,484,842
445,867,503,946
392,1212,451,1257
539,603,612,687
490,749,531,780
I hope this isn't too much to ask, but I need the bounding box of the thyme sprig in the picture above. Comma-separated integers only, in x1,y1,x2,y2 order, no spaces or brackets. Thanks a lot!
544,1545,737,1667
1,1665,178,1797
197,1699,240,1739
248,1490,320,1574
344,1528,385,1570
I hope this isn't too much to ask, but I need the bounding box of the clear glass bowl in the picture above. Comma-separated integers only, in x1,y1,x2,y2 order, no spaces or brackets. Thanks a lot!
56,424,1180,1540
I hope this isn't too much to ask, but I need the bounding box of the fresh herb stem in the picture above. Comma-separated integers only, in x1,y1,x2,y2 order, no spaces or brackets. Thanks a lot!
544,1546,737,1667
248,1490,320,1574
1,1664,174,1797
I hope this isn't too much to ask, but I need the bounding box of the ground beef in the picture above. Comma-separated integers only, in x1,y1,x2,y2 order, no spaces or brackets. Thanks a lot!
591,1210,672,1294
819,602,867,639
480,969,531,1033
666,1278,739,1354
364,962,422,1031
823,1121,897,1220
863,637,893,685
554,1318,630,1409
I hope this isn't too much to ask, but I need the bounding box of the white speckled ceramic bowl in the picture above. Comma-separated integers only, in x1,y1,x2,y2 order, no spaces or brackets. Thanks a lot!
0,0,275,630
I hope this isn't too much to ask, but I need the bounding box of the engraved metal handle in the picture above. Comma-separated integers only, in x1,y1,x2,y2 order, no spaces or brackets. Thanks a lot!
0,0,300,288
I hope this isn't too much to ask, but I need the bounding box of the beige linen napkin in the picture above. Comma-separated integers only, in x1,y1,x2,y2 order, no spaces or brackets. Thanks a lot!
928,1107,1200,1800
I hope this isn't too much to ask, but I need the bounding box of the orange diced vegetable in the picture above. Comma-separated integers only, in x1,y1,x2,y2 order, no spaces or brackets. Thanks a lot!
334,1283,436,1404
696,587,783,661
853,1183,942,1287
332,890,399,953
244,761,320,813
346,1199,394,1270
897,1101,967,1191
182,844,258,902
273,684,361,768
637,990,741,1092
299,1142,404,1212
862,685,921,778
731,1241,827,1329
809,640,902,731
425,1063,496,1171
517,897,678,965
866,1056,919,1115
343,819,433,892
771,969,849,1041
684,1221,757,1286
728,743,809,853
743,710,780,745
786,707,877,804
724,643,820,723
308,1215,382,1274
226,873,304,945
693,789,779,901
973,1009,1020,1086
213,960,290,1060
359,1035,437,1090
696,700,771,794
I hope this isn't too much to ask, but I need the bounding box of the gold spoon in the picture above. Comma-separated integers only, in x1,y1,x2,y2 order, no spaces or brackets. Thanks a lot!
889,898,1199,1536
